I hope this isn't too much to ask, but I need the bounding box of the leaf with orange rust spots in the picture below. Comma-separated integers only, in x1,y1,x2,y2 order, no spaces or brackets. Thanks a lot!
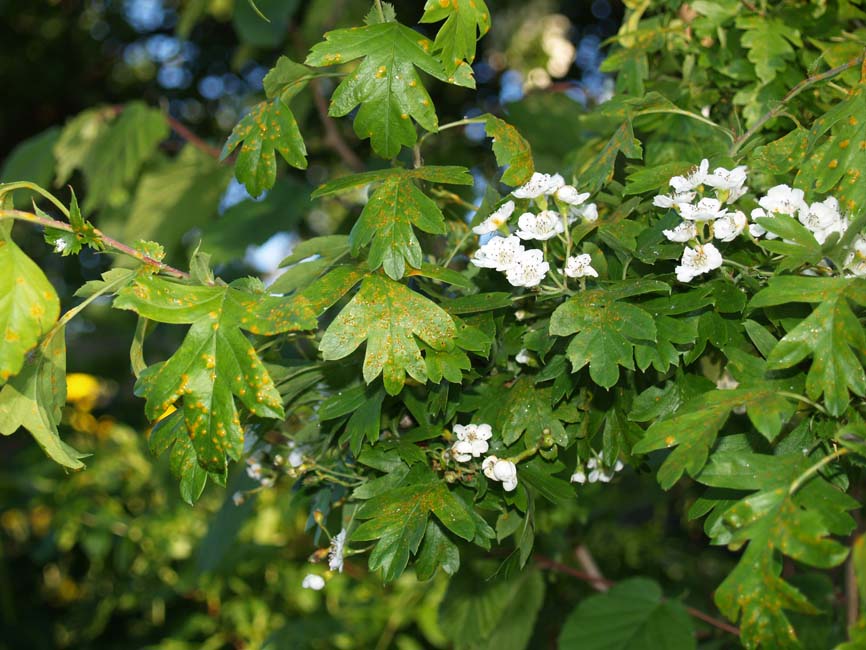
0,232,60,385
306,21,472,159
114,270,362,472
632,388,795,490
421,0,491,74
0,327,86,469
220,99,307,197
485,115,534,187
350,174,449,280
319,274,456,395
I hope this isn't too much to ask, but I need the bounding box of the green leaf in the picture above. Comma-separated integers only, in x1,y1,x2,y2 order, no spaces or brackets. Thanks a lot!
485,115,535,187
263,55,313,104
53,107,112,186
114,274,340,472
149,410,221,504
0,234,61,384
558,578,695,650
349,173,450,279
220,99,307,197
498,378,567,447
442,568,545,650
0,328,86,469
312,165,472,198
633,388,795,490
550,289,656,389
751,277,866,416
443,292,513,314
319,275,456,395
352,474,474,581
0,127,61,208
579,121,642,194
415,519,460,580
305,21,464,158
736,15,800,85
520,458,574,504
420,0,490,73
232,0,299,48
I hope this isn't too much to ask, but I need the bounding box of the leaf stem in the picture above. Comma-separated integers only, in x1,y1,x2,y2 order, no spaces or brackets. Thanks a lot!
777,391,828,415
788,447,849,496
374,0,385,22
418,116,489,149
730,56,864,156
0,208,190,280
46,271,134,341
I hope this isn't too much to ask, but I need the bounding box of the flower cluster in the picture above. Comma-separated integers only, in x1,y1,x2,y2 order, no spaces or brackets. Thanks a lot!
450,423,492,462
471,172,598,288
570,452,624,485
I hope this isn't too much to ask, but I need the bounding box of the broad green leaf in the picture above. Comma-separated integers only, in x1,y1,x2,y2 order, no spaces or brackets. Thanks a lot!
633,388,795,490
0,127,60,208
114,273,357,471
220,99,307,197
749,128,808,176
0,328,86,469
305,21,469,158
352,474,474,581
0,234,61,384
53,107,112,186
550,289,656,389
349,173,449,279
442,568,545,650
485,115,534,187
751,276,866,416
415,519,460,580
420,0,490,73
262,55,312,104
736,16,800,84
443,292,513,314
578,120,642,194
311,165,472,198
520,458,574,504
319,275,456,395
232,0,300,48
498,378,567,447
558,578,695,650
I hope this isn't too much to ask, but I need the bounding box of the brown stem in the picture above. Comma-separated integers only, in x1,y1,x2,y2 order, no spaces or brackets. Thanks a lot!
0,208,190,280
165,114,223,160
730,56,864,155
310,78,365,172
533,554,741,638
575,545,609,592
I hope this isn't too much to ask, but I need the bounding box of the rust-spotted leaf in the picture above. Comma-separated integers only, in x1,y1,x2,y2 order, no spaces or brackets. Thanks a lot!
485,114,534,187
220,100,307,197
420,0,491,74
319,274,456,395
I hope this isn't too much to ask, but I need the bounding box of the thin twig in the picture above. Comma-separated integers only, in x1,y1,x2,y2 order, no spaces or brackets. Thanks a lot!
533,554,741,637
310,78,365,172
730,57,864,155
165,114,223,160
575,545,609,592
0,208,190,280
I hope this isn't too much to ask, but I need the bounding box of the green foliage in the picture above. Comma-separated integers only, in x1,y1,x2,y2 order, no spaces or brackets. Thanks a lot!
485,114,535,186
420,0,490,74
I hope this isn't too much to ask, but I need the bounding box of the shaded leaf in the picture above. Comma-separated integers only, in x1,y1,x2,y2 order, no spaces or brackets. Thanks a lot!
485,114,534,186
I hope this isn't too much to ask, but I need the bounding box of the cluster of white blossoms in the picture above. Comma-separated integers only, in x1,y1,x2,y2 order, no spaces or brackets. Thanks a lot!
654,159,749,283
570,452,625,485
471,172,598,288
448,423,519,491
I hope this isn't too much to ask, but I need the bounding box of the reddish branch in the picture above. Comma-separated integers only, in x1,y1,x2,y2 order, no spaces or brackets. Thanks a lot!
310,78,365,172
165,114,223,160
533,554,741,638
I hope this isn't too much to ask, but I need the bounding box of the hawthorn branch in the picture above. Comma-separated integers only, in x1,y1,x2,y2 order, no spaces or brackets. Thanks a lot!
0,208,190,280
311,78,365,172
730,56,864,156
165,114,223,160
534,554,741,638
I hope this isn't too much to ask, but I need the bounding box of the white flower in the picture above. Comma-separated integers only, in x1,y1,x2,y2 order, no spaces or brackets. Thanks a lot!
482,455,499,479
473,200,516,235
232,491,245,506
800,196,847,244
555,185,590,206
703,165,748,203
748,207,779,239
483,456,518,491
328,528,347,573
713,211,747,242
246,461,263,481
512,172,564,199
515,349,532,365
758,184,808,218
570,469,587,484
571,202,598,223
669,159,709,193
53,238,68,253
505,248,549,287
584,452,624,483
260,476,275,488
288,449,304,468
302,574,326,590
515,210,565,241
675,243,723,282
845,235,866,277
678,198,727,222
662,221,697,243
471,235,525,271
451,423,493,462
653,191,696,209
563,253,598,278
